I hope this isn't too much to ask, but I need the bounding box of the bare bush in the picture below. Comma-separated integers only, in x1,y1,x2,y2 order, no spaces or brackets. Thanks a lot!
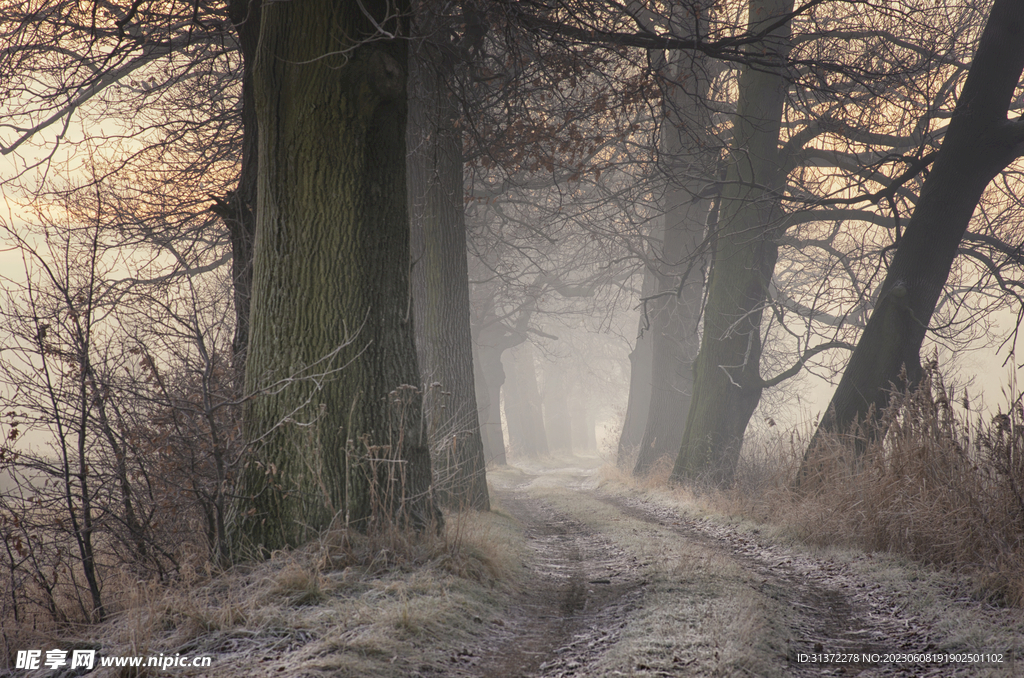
0,207,243,660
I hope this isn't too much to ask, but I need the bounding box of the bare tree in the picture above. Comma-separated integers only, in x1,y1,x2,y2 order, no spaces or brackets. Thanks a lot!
0,184,241,622
802,0,1024,474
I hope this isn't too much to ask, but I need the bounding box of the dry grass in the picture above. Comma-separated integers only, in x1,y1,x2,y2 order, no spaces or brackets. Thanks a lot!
722,368,1024,607
1,504,523,674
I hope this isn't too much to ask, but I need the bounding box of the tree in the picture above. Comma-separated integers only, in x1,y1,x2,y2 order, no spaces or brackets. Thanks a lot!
503,342,550,458
542,359,573,454
212,0,261,371
615,266,654,467
670,0,794,483
631,3,716,475
0,180,243,621
232,0,439,553
0,0,242,294
0,1,252,612
500,0,1023,488
802,0,1024,472
407,1,489,510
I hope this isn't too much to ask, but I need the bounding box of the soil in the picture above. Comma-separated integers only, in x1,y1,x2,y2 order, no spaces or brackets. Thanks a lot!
440,459,1022,678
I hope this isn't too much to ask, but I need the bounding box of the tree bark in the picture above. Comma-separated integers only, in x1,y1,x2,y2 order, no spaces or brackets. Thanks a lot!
470,291,525,467
473,331,508,466
211,0,261,374
631,8,714,477
407,11,489,511
233,0,438,554
801,0,1024,476
632,210,707,475
672,0,792,485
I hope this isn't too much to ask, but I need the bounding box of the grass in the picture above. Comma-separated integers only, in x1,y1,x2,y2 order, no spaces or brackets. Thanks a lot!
715,368,1024,607
1,505,524,676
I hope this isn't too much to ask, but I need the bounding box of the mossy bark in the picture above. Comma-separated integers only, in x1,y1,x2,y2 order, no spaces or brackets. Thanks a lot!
671,0,792,485
234,0,438,554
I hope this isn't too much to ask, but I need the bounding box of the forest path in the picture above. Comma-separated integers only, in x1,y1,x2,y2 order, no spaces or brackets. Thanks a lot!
456,456,1017,677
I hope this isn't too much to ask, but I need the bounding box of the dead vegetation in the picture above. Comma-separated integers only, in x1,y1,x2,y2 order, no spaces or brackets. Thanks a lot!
4,504,521,676
714,366,1024,607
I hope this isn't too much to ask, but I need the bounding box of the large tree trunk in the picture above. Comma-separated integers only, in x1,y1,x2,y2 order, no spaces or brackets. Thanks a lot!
233,0,438,554
672,0,792,485
801,0,1024,477
407,13,489,511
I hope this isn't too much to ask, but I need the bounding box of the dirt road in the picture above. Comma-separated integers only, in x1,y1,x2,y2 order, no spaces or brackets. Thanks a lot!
450,459,1022,677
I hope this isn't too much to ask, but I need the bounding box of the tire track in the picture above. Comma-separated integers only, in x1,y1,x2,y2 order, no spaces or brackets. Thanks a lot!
459,488,646,678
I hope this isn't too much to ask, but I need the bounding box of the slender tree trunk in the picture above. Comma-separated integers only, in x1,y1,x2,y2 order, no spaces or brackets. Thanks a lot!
672,0,792,485
501,350,526,457
632,211,706,475
407,13,489,511
543,361,573,454
616,265,654,468
234,0,438,554
570,390,596,453
471,295,523,466
473,335,508,466
504,344,549,459
801,0,1024,478
212,0,261,373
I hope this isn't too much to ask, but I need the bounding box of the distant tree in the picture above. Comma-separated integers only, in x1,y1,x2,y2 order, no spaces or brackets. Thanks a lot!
631,1,717,476
505,0,1024,485
503,342,550,459
615,265,655,468
672,0,794,483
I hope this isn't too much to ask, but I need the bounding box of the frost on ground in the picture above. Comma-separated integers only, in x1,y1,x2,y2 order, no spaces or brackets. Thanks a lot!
15,454,1023,677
